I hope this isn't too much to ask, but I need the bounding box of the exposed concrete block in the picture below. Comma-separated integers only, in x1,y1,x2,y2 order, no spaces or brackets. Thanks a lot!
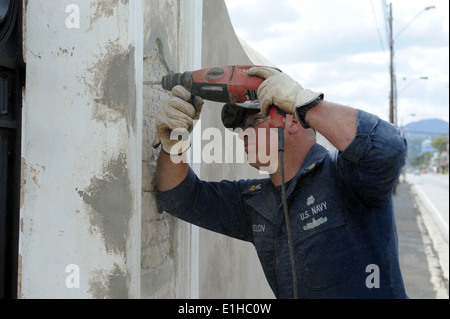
140,0,179,299
141,191,159,223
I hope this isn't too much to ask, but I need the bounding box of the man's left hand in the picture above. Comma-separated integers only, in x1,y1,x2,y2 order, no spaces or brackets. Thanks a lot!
248,66,323,117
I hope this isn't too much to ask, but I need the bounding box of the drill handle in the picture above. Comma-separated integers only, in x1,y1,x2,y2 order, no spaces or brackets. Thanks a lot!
269,106,286,129
269,106,287,153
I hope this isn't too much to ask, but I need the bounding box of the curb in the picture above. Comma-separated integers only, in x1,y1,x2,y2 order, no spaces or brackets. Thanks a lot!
408,180,449,299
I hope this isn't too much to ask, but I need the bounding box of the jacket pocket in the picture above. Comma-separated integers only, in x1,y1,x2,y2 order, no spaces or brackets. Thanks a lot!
296,220,352,290
292,201,353,291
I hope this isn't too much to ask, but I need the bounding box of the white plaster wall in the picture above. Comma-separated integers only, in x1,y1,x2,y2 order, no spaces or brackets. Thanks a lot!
20,0,143,298
19,0,283,299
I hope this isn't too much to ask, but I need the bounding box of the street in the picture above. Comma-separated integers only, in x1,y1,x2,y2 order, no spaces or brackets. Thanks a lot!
407,173,449,243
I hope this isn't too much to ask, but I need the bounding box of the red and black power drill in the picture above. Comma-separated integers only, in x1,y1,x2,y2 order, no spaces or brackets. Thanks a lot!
144,65,286,129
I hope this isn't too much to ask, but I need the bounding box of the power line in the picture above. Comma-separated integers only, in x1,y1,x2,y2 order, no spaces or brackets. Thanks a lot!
370,0,389,67
382,0,390,46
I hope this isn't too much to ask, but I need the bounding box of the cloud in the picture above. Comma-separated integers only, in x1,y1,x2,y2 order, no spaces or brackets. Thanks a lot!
224,0,449,123
226,0,301,42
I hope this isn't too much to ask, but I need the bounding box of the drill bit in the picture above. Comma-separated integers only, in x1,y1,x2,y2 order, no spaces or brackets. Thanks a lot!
143,81,162,86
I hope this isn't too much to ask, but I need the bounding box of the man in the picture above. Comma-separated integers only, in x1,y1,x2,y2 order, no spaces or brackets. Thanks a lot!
154,67,408,299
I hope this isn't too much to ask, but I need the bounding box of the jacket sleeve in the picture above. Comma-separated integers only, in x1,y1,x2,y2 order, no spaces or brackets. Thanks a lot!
332,110,407,205
156,168,253,242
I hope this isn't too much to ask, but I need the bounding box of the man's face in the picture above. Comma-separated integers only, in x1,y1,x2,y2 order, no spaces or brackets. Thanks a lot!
238,110,279,173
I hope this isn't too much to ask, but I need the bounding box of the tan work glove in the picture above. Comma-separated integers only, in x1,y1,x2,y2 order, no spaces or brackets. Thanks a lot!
153,85,203,155
248,66,323,118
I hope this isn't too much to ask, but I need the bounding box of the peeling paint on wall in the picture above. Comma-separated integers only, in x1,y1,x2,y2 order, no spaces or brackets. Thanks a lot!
28,164,46,188
77,154,131,256
89,0,129,29
97,50,131,114
86,41,137,135
88,263,128,299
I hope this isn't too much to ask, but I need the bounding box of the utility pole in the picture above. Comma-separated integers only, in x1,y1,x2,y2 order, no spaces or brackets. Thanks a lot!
388,3,396,125
387,3,435,126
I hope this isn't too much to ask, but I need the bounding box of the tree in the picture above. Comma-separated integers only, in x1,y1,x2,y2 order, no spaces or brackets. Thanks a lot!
431,136,449,174
431,136,448,153
411,152,433,171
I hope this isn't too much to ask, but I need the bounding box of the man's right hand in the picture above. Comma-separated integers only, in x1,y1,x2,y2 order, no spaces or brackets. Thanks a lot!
153,85,204,156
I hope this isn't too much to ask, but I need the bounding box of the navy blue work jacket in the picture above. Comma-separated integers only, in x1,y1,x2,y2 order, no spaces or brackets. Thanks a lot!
156,110,408,299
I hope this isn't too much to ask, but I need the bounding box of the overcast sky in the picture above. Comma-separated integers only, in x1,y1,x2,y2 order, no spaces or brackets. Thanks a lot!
224,0,449,126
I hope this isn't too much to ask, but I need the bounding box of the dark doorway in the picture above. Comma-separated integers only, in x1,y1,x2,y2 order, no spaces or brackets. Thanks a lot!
0,0,24,299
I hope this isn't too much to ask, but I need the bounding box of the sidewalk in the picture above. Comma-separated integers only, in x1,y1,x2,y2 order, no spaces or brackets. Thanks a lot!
394,178,449,299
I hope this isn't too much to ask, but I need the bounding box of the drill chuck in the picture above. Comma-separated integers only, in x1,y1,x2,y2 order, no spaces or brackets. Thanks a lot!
161,72,193,92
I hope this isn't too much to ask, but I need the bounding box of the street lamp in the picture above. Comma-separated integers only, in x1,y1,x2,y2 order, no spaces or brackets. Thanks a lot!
387,4,435,125
397,77,427,129
400,113,416,128
398,76,428,95
395,6,436,38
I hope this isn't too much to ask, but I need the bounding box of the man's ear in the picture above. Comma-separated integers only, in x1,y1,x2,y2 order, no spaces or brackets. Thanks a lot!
287,114,302,134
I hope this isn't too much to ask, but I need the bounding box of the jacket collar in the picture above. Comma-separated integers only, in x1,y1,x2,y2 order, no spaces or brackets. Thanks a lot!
286,143,329,198
242,178,278,224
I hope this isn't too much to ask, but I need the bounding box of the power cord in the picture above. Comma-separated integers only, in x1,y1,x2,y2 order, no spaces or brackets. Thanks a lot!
277,126,298,299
